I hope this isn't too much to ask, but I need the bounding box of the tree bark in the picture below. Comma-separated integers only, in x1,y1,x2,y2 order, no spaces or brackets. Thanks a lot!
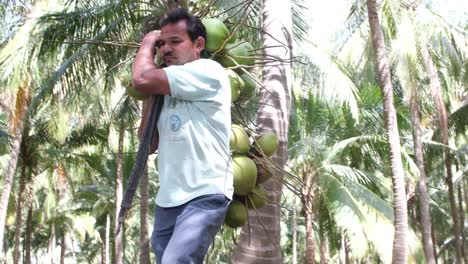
25,205,32,264
305,211,315,264
292,197,297,264
13,159,28,264
115,126,125,264
457,185,467,264
48,223,56,264
422,46,462,263
139,167,151,264
105,214,110,264
302,165,315,264
431,224,438,264
0,85,30,260
232,0,292,263
60,232,66,264
24,163,36,264
319,232,328,264
366,0,409,263
409,91,435,264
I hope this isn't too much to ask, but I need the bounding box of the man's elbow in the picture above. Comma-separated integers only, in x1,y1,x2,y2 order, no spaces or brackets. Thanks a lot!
131,71,170,95
132,74,149,93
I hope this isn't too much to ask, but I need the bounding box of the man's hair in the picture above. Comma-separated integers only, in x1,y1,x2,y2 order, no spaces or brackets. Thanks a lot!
160,8,206,43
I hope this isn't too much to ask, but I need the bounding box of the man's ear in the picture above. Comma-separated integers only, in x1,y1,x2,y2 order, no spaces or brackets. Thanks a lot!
195,36,205,55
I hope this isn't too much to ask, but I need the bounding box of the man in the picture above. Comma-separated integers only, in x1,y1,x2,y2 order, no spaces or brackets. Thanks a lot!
132,8,233,264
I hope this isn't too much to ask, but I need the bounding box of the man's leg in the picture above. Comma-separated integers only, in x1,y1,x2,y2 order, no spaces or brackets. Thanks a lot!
151,205,183,264
161,194,230,264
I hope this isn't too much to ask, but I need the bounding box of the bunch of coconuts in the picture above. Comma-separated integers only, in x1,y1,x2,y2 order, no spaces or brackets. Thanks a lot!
201,17,279,228
126,17,279,229
226,124,279,228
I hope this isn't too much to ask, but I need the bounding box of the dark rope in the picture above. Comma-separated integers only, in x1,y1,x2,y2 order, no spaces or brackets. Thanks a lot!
115,95,164,236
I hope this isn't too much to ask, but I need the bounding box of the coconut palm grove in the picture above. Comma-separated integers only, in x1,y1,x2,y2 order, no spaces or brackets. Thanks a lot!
0,0,466,263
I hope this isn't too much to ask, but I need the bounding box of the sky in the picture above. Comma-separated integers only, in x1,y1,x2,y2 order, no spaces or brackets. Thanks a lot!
302,0,467,48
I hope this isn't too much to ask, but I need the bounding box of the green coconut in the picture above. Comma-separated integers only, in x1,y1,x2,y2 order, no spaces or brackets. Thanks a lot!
230,124,250,154
256,132,279,157
224,200,247,228
226,69,244,102
247,185,268,209
256,161,273,184
220,41,255,69
232,155,257,196
126,85,149,101
239,73,256,100
201,18,229,52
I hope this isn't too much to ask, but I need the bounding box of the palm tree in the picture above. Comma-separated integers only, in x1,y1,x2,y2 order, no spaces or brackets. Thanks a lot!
422,46,463,263
0,84,30,260
232,0,293,262
366,0,409,262
389,11,436,263
114,123,124,264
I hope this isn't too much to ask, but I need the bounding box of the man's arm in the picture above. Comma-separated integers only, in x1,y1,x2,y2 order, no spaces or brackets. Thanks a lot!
132,30,171,96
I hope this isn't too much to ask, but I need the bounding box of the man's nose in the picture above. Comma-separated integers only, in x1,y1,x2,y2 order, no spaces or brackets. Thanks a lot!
160,43,171,54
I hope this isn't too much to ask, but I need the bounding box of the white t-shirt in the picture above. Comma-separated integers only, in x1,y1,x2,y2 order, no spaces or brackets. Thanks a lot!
156,59,233,207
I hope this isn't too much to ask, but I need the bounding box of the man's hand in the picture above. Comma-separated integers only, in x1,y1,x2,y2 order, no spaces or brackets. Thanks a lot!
132,30,171,95
141,30,161,47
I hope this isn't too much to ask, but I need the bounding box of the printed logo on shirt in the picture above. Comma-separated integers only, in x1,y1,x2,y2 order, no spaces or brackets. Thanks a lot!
169,114,182,132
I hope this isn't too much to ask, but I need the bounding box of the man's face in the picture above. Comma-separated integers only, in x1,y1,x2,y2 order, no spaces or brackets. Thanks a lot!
158,20,204,66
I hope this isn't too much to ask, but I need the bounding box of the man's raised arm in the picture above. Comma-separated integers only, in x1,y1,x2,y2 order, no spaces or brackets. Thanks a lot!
132,30,171,96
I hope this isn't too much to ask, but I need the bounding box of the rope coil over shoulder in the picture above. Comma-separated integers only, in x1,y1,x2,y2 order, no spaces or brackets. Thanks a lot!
115,95,164,236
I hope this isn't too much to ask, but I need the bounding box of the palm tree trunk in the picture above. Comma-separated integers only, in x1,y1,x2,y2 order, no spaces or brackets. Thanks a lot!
302,165,315,264
343,237,350,264
13,160,28,264
139,167,150,264
60,232,66,264
305,210,315,264
105,214,110,264
25,205,32,264
431,223,439,264
422,46,462,263
319,233,328,264
457,185,467,264
24,163,36,264
101,243,105,264
292,196,297,264
232,0,292,262
0,85,30,260
464,178,468,217
115,126,124,264
49,223,56,264
409,92,436,264
366,0,409,263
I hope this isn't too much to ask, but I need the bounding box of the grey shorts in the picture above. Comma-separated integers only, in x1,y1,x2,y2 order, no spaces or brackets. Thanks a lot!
151,194,231,264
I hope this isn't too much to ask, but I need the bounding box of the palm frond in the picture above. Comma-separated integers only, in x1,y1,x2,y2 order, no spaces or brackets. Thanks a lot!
325,134,384,162
320,172,394,261
295,45,360,121
448,101,468,135
290,0,310,44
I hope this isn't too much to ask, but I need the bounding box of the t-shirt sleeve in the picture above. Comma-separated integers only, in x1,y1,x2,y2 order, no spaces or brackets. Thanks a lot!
163,59,227,102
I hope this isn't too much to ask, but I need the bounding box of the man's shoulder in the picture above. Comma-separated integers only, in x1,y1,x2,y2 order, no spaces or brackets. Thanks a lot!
187,58,224,70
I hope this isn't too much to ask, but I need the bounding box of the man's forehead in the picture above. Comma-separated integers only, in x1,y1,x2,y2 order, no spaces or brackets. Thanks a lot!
161,20,189,37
